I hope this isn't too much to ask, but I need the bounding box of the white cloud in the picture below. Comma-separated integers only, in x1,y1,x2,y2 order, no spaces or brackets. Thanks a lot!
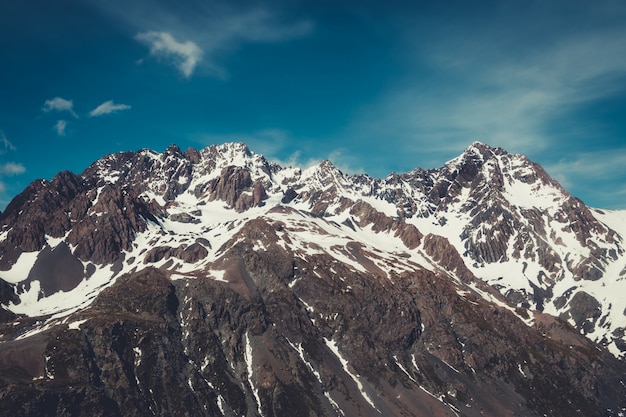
0,162,26,176
0,157,25,207
0,131,24,207
133,7,312,79
55,120,67,136
0,131,16,154
89,100,132,117
135,31,203,78
42,97,78,118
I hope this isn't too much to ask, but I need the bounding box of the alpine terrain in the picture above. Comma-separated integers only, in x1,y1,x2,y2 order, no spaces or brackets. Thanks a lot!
0,141,625,417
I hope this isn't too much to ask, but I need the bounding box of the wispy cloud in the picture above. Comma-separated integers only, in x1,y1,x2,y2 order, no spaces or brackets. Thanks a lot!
538,147,626,208
135,31,203,78
42,97,78,118
203,8,313,44
347,4,626,164
0,131,25,208
55,120,67,136
1,131,16,154
133,6,312,78
0,162,26,176
545,150,626,188
89,100,132,117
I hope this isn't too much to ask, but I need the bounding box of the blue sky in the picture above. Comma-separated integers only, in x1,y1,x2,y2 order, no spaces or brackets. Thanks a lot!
1,0,625,209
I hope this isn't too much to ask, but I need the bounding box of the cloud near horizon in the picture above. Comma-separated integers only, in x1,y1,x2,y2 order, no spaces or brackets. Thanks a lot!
42,97,78,118
89,100,132,117
545,149,626,186
343,3,626,182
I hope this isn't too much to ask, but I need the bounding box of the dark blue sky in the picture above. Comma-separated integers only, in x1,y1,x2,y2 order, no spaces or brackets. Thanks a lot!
1,0,625,209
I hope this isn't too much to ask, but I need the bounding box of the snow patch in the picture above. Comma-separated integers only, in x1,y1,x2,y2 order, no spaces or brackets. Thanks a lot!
67,319,87,330
393,355,416,382
244,332,264,417
324,337,380,413
0,251,39,283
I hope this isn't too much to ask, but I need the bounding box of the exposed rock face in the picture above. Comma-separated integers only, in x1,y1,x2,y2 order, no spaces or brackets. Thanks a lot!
562,291,603,334
0,171,86,266
1,141,626,416
206,166,266,211
66,186,159,264
422,233,475,283
1,242,625,417
142,243,208,264
25,242,84,295
350,201,422,249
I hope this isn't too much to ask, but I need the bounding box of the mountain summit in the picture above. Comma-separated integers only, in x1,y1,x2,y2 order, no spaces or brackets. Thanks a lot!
1,142,625,416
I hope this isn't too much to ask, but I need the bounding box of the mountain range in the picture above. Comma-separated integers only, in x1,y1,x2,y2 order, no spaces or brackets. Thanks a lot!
0,141,625,416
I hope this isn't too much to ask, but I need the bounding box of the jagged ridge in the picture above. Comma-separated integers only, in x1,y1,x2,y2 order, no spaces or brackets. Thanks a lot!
0,141,625,416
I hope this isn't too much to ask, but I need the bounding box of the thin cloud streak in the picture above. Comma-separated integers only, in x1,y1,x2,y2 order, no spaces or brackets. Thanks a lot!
355,32,626,154
0,132,16,154
200,9,313,78
55,120,67,136
541,149,626,208
344,4,626,181
89,100,132,117
545,150,626,186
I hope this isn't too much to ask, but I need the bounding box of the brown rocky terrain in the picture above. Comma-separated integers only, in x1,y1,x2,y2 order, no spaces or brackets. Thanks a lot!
0,141,625,416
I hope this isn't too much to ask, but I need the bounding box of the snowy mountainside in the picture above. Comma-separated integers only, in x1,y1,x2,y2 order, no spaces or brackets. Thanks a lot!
1,141,625,351
0,141,625,416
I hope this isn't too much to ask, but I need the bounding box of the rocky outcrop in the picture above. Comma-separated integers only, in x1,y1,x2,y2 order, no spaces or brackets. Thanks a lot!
562,291,603,334
203,166,268,211
143,243,209,265
422,233,475,283
0,171,87,265
0,280,17,323
66,186,159,264
170,212,201,224
350,200,422,249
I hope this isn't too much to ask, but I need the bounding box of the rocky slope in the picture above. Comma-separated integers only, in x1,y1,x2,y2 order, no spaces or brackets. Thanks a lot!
0,141,625,416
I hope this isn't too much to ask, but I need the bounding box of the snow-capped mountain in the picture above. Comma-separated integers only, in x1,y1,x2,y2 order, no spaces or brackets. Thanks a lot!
0,141,625,416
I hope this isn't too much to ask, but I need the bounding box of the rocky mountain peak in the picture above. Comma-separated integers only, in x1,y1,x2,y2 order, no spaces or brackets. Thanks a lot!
435,141,566,209
1,141,626,416
204,141,254,165
301,159,346,187
163,143,183,157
